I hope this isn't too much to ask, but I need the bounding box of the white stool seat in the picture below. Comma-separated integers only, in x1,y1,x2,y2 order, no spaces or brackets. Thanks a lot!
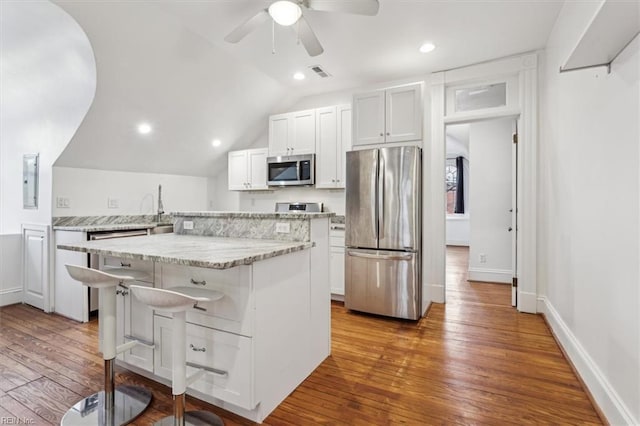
129,285,223,312
65,264,137,288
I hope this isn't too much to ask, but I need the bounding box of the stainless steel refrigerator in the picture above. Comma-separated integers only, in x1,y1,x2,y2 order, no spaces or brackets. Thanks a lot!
345,146,422,320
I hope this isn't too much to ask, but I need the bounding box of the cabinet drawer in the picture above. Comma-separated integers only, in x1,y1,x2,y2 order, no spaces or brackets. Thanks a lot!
101,256,154,283
158,264,253,337
154,316,255,410
330,229,345,247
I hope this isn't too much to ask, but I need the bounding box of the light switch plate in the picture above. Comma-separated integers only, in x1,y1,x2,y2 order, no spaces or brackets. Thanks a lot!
183,221,194,230
56,197,70,208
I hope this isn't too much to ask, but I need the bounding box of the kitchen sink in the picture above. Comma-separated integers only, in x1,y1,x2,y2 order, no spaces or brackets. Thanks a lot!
150,224,173,234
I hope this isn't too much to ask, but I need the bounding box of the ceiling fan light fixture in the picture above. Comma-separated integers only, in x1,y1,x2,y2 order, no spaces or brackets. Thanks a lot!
268,1,302,26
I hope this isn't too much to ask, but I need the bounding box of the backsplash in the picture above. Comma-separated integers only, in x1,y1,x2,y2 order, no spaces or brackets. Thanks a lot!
173,214,310,242
52,214,173,227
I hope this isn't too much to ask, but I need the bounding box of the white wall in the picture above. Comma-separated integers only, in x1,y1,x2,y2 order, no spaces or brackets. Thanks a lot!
0,1,96,234
0,235,22,306
468,118,513,283
539,2,639,424
53,167,208,217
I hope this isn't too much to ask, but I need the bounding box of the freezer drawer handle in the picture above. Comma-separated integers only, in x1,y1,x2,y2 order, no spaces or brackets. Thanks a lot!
347,251,413,261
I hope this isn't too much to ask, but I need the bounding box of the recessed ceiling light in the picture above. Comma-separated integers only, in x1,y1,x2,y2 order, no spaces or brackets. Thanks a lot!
293,72,305,80
137,123,152,134
419,42,436,53
211,139,221,147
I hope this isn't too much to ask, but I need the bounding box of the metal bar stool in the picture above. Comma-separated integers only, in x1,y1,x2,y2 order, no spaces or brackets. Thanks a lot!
62,265,153,426
129,285,224,426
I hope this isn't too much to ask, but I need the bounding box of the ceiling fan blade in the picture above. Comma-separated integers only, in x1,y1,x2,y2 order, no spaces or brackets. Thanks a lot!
305,0,379,16
295,15,324,57
224,9,270,43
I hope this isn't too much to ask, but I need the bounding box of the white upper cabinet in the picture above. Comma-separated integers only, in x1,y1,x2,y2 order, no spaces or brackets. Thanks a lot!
353,82,422,146
316,105,352,189
268,109,316,157
228,148,268,191
353,90,384,145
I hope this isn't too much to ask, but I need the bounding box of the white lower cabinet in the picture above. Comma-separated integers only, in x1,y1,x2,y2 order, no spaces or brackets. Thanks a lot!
154,315,255,410
330,227,345,297
157,263,252,337
115,279,154,372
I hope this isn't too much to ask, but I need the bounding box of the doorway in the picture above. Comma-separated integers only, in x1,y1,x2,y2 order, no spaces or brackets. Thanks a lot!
444,117,518,306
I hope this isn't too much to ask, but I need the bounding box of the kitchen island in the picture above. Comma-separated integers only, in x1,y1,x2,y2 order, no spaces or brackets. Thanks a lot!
57,211,332,423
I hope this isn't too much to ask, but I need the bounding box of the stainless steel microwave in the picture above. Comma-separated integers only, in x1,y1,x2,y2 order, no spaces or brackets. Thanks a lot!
267,154,315,187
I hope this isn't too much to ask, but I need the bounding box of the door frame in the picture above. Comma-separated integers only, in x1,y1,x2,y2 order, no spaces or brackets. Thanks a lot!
426,53,538,313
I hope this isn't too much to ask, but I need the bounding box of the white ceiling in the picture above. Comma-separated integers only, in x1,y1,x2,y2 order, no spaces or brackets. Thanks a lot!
52,0,563,176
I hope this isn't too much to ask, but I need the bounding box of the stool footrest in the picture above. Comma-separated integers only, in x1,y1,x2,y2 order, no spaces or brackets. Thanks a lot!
186,361,228,377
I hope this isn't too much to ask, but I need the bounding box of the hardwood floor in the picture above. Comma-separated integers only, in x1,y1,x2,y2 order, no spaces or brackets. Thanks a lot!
0,247,602,425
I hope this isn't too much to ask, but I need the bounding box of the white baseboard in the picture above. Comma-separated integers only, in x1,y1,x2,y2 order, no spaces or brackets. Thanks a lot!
0,287,22,307
518,290,537,314
446,240,469,246
468,267,511,284
538,297,637,426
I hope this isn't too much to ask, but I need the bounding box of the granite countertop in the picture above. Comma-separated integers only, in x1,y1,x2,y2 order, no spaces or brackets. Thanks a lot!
53,223,168,232
57,234,313,269
172,211,335,219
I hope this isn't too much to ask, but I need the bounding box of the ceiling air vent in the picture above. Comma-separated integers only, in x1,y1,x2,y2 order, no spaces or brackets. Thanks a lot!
309,65,331,78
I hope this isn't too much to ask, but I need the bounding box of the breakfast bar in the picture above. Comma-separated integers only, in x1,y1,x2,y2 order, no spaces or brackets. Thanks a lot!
57,212,332,423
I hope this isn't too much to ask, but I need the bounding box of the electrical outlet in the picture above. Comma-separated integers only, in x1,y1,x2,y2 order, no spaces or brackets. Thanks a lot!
56,197,70,208
275,222,290,233
479,254,487,263
183,221,194,230
107,198,119,209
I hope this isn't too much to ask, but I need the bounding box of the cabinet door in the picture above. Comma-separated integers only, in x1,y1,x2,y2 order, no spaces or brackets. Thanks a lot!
315,106,338,189
385,83,422,143
330,246,345,296
353,91,384,146
291,109,316,155
247,148,268,190
336,105,352,188
153,316,255,410
268,113,290,156
228,150,248,191
122,280,154,372
54,230,89,322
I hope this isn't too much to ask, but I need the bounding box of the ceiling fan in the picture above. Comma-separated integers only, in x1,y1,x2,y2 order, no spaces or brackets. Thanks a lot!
224,0,380,57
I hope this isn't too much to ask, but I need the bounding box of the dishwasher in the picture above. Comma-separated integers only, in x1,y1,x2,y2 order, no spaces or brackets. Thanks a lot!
87,229,149,313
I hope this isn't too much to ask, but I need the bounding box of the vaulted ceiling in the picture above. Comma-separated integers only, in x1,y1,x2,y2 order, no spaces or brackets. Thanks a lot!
53,0,563,176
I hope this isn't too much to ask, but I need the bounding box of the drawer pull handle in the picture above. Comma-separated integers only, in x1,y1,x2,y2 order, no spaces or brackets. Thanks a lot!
190,278,206,286
192,303,207,312
186,362,228,377
116,289,129,296
120,262,131,267
190,344,206,352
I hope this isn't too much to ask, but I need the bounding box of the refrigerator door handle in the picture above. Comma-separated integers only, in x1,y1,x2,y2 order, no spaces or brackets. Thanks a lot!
347,251,413,261
378,154,384,240
372,152,379,240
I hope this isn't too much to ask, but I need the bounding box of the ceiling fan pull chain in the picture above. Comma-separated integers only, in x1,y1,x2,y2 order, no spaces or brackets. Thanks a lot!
272,20,276,54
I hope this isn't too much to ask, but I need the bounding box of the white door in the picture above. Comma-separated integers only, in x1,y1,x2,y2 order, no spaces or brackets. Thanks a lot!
315,106,338,188
268,113,290,156
353,90,385,146
228,150,248,190
511,123,519,307
336,105,352,188
22,225,50,312
385,83,422,143
291,109,316,155
247,148,268,190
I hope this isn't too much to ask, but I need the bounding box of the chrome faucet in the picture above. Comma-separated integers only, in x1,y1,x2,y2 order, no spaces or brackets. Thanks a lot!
157,184,164,222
